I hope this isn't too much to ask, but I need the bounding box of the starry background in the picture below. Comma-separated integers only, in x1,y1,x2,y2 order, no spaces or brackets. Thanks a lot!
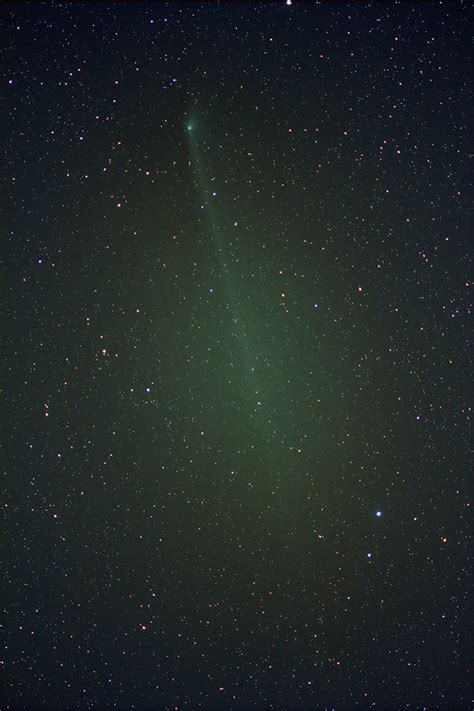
5,2,472,709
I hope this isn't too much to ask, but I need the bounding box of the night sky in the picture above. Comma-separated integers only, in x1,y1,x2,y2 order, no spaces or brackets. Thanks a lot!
5,2,472,709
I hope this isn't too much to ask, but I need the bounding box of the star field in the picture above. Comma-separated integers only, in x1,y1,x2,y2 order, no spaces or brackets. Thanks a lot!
5,2,472,709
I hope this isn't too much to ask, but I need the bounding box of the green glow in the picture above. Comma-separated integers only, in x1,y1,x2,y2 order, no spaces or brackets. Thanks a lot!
185,114,274,449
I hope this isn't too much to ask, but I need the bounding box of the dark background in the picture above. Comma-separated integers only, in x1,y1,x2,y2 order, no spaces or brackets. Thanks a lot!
5,2,472,709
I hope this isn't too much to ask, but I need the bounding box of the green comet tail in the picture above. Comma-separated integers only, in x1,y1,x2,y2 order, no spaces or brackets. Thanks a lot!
185,115,275,451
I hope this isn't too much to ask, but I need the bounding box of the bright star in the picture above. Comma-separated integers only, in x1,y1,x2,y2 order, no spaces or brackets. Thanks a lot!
376,510,382,517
